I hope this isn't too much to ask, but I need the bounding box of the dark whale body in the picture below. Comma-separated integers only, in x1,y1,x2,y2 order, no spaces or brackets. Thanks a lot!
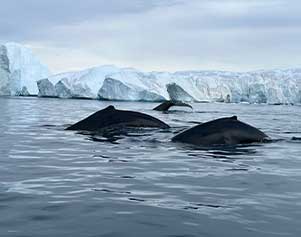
153,101,193,111
66,105,170,132
172,116,269,145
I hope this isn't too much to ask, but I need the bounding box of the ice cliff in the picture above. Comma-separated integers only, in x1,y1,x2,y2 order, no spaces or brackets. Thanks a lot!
0,43,50,96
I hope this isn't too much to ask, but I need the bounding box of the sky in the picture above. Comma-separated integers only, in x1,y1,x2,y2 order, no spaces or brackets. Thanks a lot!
1,0,301,73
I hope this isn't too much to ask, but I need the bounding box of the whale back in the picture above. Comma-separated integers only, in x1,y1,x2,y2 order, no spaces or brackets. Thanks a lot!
66,105,170,131
172,116,268,145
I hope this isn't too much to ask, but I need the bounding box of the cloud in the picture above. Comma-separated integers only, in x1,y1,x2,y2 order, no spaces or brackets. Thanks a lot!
0,0,180,40
1,0,301,73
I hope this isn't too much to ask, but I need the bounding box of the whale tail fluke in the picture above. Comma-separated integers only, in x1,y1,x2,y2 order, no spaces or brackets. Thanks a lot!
153,101,193,111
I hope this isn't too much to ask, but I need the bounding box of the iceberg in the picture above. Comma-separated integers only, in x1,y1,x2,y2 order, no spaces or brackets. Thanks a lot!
46,65,121,99
166,83,196,102
1,43,300,105
37,79,57,97
0,45,10,95
0,42,50,96
41,66,301,104
98,78,165,101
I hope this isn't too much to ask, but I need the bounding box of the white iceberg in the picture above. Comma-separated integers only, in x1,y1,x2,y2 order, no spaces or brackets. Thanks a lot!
40,66,301,104
0,42,50,96
1,43,300,104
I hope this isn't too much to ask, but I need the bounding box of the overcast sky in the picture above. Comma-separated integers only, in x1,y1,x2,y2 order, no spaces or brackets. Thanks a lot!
1,0,301,73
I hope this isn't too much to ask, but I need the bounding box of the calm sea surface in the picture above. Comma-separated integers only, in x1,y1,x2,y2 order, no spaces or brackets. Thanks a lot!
0,97,300,237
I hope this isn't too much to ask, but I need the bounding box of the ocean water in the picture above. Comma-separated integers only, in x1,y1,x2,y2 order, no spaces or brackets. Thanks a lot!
0,97,300,237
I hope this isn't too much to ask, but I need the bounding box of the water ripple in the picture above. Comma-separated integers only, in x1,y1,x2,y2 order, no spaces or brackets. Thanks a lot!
0,97,300,236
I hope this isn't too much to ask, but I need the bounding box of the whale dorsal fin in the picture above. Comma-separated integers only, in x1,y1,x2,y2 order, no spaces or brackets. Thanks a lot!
230,116,238,120
105,105,116,111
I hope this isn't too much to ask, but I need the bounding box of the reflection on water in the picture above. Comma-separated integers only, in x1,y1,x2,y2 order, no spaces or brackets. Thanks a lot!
0,97,301,237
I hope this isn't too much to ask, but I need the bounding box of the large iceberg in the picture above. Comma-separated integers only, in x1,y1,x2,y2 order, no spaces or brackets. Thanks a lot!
40,66,301,104
1,43,300,104
0,43,50,96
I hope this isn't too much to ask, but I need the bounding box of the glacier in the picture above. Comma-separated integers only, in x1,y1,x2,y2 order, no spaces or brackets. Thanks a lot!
40,66,301,105
0,43,50,96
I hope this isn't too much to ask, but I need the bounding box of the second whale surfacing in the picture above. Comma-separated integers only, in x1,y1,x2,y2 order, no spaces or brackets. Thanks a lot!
172,116,269,146
66,105,170,132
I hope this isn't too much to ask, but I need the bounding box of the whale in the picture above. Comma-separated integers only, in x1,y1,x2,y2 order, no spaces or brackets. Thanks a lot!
172,116,269,145
153,101,193,111
66,105,170,132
